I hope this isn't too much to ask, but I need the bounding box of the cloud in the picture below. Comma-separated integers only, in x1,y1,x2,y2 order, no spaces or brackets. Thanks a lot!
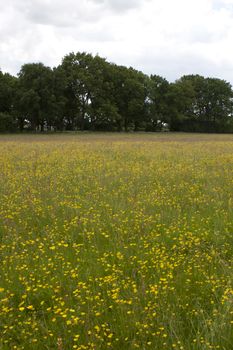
7,0,144,28
10,0,103,27
213,0,233,10
1,0,233,85
99,0,143,12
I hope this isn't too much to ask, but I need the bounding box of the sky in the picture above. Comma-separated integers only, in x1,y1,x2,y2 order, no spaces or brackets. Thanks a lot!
1,0,233,83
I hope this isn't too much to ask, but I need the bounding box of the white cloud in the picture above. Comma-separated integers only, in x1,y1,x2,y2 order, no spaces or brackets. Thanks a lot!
1,0,233,84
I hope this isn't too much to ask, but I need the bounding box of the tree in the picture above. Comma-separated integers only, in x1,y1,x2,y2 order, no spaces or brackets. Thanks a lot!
147,75,170,130
18,63,55,131
167,78,195,131
1,52,233,133
109,65,148,131
0,70,17,131
170,75,233,132
203,78,233,129
60,52,102,130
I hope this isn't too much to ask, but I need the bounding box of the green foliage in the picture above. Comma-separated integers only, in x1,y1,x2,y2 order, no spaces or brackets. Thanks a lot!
170,75,233,132
0,71,17,114
146,75,170,130
0,56,233,132
17,63,55,131
0,112,16,132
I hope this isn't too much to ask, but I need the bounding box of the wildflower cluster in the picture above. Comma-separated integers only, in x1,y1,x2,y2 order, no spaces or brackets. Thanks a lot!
0,134,232,349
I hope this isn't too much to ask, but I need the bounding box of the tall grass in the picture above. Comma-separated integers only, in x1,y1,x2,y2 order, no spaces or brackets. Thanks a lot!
0,134,232,349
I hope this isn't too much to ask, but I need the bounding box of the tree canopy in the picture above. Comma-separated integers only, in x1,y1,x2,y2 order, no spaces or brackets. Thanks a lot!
0,54,233,132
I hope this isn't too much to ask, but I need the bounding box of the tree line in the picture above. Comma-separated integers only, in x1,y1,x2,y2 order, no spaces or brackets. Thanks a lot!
1,52,233,133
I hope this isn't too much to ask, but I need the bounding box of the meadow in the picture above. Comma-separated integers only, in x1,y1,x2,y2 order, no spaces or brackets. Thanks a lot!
0,133,232,350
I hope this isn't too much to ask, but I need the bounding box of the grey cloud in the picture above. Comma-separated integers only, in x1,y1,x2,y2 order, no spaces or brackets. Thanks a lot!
133,48,233,83
180,26,229,44
8,0,104,27
1,0,233,84
8,0,144,28
92,0,143,12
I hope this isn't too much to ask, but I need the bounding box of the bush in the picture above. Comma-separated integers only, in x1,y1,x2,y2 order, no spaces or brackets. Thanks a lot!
0,113,17,132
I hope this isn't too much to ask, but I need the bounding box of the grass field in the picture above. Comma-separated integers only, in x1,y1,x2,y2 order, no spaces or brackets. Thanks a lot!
0,133,232,350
